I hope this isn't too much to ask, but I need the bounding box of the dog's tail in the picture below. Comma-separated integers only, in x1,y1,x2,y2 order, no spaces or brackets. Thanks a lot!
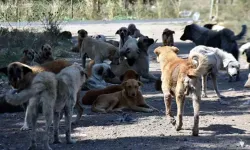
187,52,209,77
234,24,247,41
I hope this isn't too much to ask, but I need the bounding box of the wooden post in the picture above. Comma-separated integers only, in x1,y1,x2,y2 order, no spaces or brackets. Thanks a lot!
71,0,73,19
215,0,219,19
209,0,214,20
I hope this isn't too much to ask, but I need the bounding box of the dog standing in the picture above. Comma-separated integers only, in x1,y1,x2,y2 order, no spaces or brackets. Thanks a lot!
116,27,131,50
154,46,209,136
92,79,153,113
189,46,240,104
162,28,175,46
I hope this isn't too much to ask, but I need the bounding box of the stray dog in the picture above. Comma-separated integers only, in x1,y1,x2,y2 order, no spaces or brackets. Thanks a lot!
34,44,54,64
240,42,250,63
92,79,154,113
162,28,175,46
19,49,37,66
154,46,209,136
71,29,88,53
116,27,131,50
189,46,240,104
5,63,87,150
83,63,115,90
0,59,71,130
58,31,72,39
180,23,247,60
128,24,144,38
111,36,158,83
79,29,120,68
74,69,140,124
120,37,140,66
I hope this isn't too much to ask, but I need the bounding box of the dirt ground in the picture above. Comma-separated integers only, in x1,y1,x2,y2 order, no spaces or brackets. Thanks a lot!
0,21,250,150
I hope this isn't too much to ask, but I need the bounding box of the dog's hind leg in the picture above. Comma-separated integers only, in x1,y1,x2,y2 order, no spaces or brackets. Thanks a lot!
106,99,119,113
201,75,208,98
73,91,83,125
53,111,61,144
191,85,201,136
43,105,53,150
163,92,175,125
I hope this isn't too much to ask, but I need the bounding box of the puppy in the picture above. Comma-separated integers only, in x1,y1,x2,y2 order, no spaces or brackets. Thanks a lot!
189,46,240,104
34,44,54,64
116,27,131,50
128,24,144,38
154,46,209,136
83,63,115,90
110,36,158,83
240,42,250,63
162,28,175,46
92,79,153,113
74,69,140,124
5,63,87,150
180,24,247,60
0,59,71,130
79,29,120,68
19,49,37,66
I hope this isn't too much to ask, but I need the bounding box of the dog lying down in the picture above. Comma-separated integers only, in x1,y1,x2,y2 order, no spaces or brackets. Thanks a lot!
189,46,240,104
5,63,87,150
92,79,154,113
74,69,140,124
154,46,209,136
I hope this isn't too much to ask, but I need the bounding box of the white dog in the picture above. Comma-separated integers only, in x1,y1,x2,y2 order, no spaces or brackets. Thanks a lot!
189,45,240,104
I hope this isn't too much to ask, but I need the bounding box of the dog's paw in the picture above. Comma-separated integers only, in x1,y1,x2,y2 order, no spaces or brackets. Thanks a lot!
20,124,30,131
67,139,77,144
192,127,199,136
169,117,176,126
175,122,183,131
201,93,208,98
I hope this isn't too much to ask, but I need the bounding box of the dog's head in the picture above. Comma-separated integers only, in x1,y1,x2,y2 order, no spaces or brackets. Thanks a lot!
154,46,179,63
22,49,35,61
122,79,143,97
120,69,140,82
128,24,137,35
120,38,140,66
180,24,194,41
242,46,250,63
137,36,155,51
226,61,240,77
77,29,88,39
94,63,116,79
91,34,106,42
116,27,129,38
41,44,52,58
162,28,175,46
0,62,33,89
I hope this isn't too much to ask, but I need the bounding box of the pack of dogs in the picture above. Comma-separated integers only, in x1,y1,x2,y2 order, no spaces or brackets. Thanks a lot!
0,22,249,149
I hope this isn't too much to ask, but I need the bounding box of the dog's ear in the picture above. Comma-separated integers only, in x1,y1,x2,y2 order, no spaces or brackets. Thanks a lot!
22,66,33,75
23,49,28,54
137,81,143,87
0,67,8,76
171,46,179,53
121,81,127,88
115,29,120,35
97,66,104,76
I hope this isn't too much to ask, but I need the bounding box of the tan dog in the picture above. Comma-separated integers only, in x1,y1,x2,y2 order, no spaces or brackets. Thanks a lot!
34,44,54,64
0,59,71,130
162,28,175,46
154,46,209,136
78,29,120,68
19,49,37,66
74,69,140,124
92,79,153,113
5,63,87,150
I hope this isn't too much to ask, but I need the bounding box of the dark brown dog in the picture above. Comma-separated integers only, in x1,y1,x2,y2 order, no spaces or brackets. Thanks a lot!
0,59,71,91
34,44,54,64
162,28,175,46
74,69,140,124
71,29,88,53
19,49,36,66
154,46,209,136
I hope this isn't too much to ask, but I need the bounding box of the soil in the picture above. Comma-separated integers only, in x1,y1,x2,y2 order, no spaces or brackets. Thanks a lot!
0,21,250,150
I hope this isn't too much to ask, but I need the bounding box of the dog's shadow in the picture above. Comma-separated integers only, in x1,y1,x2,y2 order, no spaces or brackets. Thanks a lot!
200,124,246,135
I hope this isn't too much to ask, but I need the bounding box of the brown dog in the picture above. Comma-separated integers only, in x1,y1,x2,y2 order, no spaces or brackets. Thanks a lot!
162,28,175,46
19,49,37,66
71,29,88,53
34,44,54,64
91,79,153,113
154,46,209,136
74,69,140,124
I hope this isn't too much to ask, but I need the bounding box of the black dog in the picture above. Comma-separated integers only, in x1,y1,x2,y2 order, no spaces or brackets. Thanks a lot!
180,24,247,60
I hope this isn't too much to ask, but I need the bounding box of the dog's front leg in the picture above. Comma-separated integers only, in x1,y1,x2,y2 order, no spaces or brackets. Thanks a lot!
21,107,31,131
211,73,228,104
82,53,87,68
